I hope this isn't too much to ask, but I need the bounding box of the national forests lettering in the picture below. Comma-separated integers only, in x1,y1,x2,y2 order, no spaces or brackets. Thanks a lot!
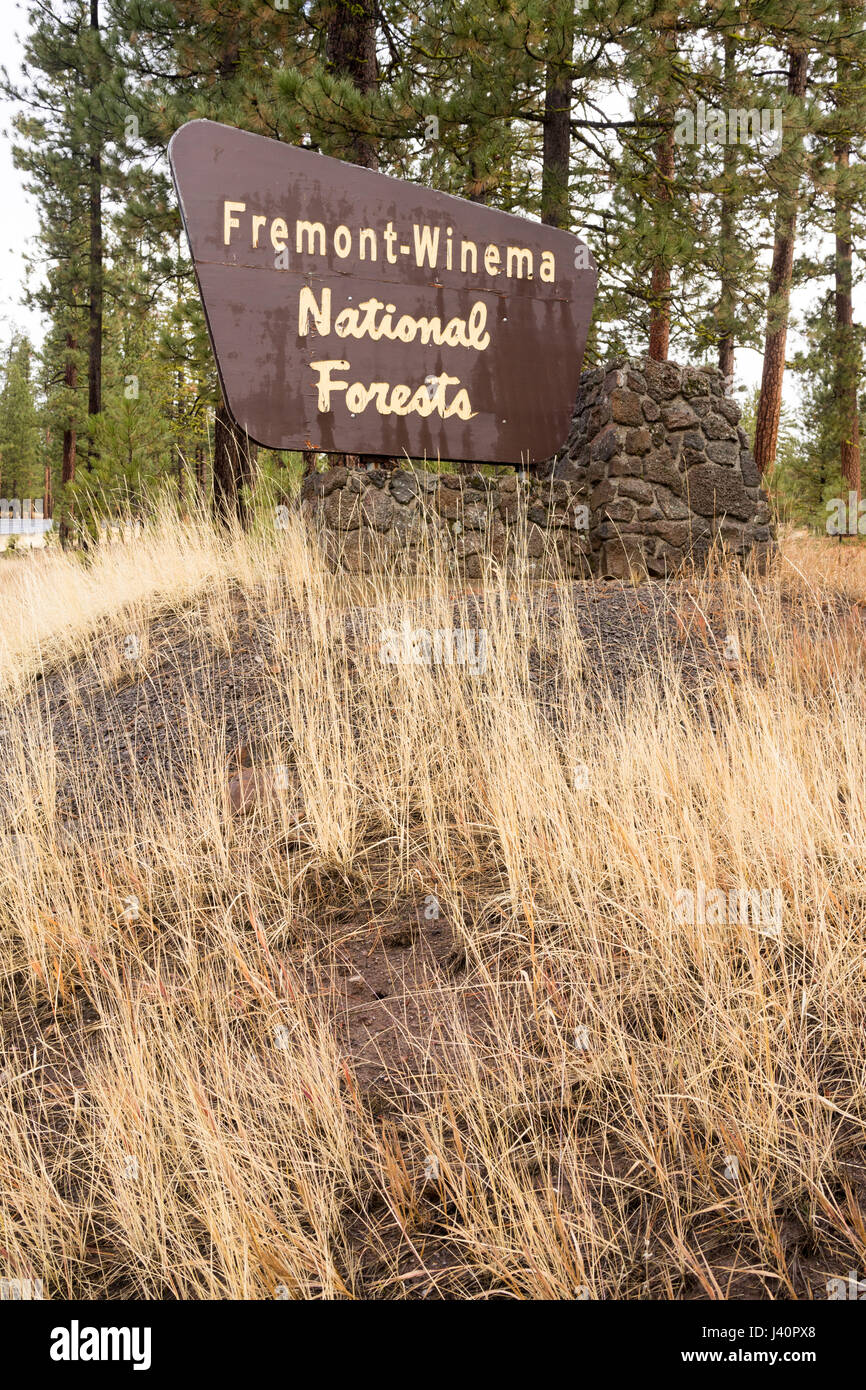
221,202,560,422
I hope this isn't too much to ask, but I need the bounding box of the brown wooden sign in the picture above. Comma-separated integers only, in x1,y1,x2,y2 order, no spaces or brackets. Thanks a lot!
169,120,597,465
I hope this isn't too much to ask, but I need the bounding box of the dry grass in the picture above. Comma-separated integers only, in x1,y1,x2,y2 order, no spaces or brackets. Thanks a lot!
1,512,865,1299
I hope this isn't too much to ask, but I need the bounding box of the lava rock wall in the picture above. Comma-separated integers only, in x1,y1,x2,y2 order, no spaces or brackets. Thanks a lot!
301,356,774,578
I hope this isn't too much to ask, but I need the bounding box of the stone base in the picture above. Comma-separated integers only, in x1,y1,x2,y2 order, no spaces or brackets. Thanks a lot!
540,355,774,578
300,357,775,579
300,465,591,579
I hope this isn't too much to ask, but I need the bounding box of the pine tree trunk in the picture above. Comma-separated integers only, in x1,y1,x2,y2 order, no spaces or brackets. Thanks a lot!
88,148,102,421
753,49,808,475
717,34,738,388
60,332,77,546
464,100,492,204
87,0,102,456
325,0,377,170
834,20,861,504
541,14,573,229
213,400,257,526
325,0,379,470
465,146,488,204
459,110,491,475
207,30,255,517
835,143,861,502
717,329,734,390
648,31,676,362
648,121,674,360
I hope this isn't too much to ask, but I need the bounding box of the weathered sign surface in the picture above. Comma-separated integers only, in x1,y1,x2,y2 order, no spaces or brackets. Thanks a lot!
169,119,597,465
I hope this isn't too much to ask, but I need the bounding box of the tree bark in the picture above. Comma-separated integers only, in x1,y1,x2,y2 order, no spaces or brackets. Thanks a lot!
325,0,377,169
717,34,738,388
541,13,574,229
204,22,258,517
834,16,861,503
60,332,77,546
87,0,102,451
465,145,489,204
753,49,809,475
324,0,378,469
648,30,676,362
835,143,861,502
648,120,674,360
212,400,257,526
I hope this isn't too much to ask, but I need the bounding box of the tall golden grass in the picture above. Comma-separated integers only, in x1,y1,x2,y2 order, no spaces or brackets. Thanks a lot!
0,512,864,1298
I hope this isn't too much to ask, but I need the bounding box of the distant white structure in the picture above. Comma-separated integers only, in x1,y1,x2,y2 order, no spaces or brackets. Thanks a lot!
0,499,53,549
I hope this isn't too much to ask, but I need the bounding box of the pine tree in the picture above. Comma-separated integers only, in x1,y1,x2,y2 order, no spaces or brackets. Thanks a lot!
646,24,677,360
5,0,133,539
112,0,311,516
541,1,574,229
790,297,865,529
829,0,864,502
0,334,41,500
753,44,810,474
